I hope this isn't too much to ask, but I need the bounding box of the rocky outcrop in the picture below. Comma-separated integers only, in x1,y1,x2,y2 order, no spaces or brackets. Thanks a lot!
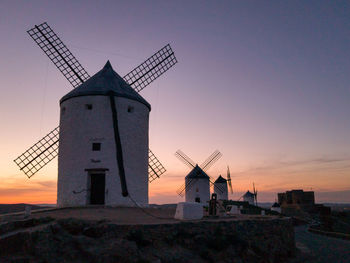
0,217,295,263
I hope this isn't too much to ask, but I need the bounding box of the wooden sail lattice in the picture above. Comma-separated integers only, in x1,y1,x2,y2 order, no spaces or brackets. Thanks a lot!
27,22,90,88
14,127,59,178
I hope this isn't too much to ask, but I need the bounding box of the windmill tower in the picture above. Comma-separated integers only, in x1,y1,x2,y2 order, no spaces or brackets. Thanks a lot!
213,166,233,200
243,183,258,206
13,22,177,207
213,176,227,200
175,150,225,204
243,191,255,205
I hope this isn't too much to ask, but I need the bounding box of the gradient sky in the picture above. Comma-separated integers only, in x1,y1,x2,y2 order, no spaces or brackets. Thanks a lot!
0,0,349,204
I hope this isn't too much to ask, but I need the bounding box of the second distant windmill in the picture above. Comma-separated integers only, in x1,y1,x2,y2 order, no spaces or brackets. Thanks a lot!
175,150,226,204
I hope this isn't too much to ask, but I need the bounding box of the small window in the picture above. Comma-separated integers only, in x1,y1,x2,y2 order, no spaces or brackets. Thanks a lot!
61,107,66,115
85,104,93,110
92,143,101,151
127,106,134,113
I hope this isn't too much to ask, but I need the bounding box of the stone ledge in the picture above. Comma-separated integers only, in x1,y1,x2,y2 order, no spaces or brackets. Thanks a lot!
308,227,350,240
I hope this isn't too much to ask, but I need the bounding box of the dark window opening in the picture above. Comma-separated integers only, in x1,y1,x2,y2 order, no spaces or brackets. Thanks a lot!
127,106,134,113
85,104,93,110
92,143,101,151
195,197,200,203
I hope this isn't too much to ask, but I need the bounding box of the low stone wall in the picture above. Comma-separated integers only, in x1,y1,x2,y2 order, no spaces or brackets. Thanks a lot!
0,217,295,263
308,227,350,240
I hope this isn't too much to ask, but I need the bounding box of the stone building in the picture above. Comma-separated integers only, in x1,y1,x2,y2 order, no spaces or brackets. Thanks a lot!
278,189,315,206
277,189,330,216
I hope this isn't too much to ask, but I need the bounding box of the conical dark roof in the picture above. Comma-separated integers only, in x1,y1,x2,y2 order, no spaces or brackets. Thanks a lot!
272,202,280,208
60,61,151,110
186,165,210,179
243,191,255,197
214,175,227,184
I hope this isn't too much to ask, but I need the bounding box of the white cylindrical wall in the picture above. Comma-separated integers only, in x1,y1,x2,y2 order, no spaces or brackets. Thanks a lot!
271,207,281,213
57,95,149,207
214,182,228,200
185,178,210,205
243,196,255,205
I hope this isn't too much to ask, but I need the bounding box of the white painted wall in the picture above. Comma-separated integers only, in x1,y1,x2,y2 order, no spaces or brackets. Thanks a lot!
57,95,149,207
214,182,228,200
243,195,255,205
185,178,210,205
174,202,203,220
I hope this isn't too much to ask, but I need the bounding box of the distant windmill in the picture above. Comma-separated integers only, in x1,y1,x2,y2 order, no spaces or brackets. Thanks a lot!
213,175,228,200
213,166,233,200
175,150,225,204
13,22,177,207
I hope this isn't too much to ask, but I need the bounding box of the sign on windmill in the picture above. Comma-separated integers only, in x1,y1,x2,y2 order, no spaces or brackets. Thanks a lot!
175,150,225,204
14,22,177,207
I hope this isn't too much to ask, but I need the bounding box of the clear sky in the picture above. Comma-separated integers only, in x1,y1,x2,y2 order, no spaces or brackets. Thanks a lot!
0,0,349,204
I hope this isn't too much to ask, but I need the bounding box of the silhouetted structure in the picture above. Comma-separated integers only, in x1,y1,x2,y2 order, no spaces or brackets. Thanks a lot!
278,189,330,216
278,189,315,206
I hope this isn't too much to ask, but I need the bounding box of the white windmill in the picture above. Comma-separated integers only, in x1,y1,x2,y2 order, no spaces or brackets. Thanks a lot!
214,166,233,200
175,150,225,204
243,183,258,206
14,22,177,207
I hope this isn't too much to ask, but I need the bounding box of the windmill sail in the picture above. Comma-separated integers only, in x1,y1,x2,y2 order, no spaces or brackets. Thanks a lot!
210,178,225,194
15,22,177,180
148,149,167,183
227,165,233,194
123,44,177,93
175,150,196,169
27,22,90,87
13,127,59,178
201,150,222,171
253,183,258,206
176,178,197,197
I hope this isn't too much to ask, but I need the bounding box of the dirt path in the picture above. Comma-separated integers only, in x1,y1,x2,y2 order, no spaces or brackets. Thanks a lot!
294,225,350,262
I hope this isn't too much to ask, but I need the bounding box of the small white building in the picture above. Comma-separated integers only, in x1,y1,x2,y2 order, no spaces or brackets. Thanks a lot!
185,165,210,205
214,175,228,200
57,61,150,207
174,202,203,220
271,202,281,213
243,191,255,205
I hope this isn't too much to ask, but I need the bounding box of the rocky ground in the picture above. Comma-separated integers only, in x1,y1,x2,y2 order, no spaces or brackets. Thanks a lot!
0,207,295,263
